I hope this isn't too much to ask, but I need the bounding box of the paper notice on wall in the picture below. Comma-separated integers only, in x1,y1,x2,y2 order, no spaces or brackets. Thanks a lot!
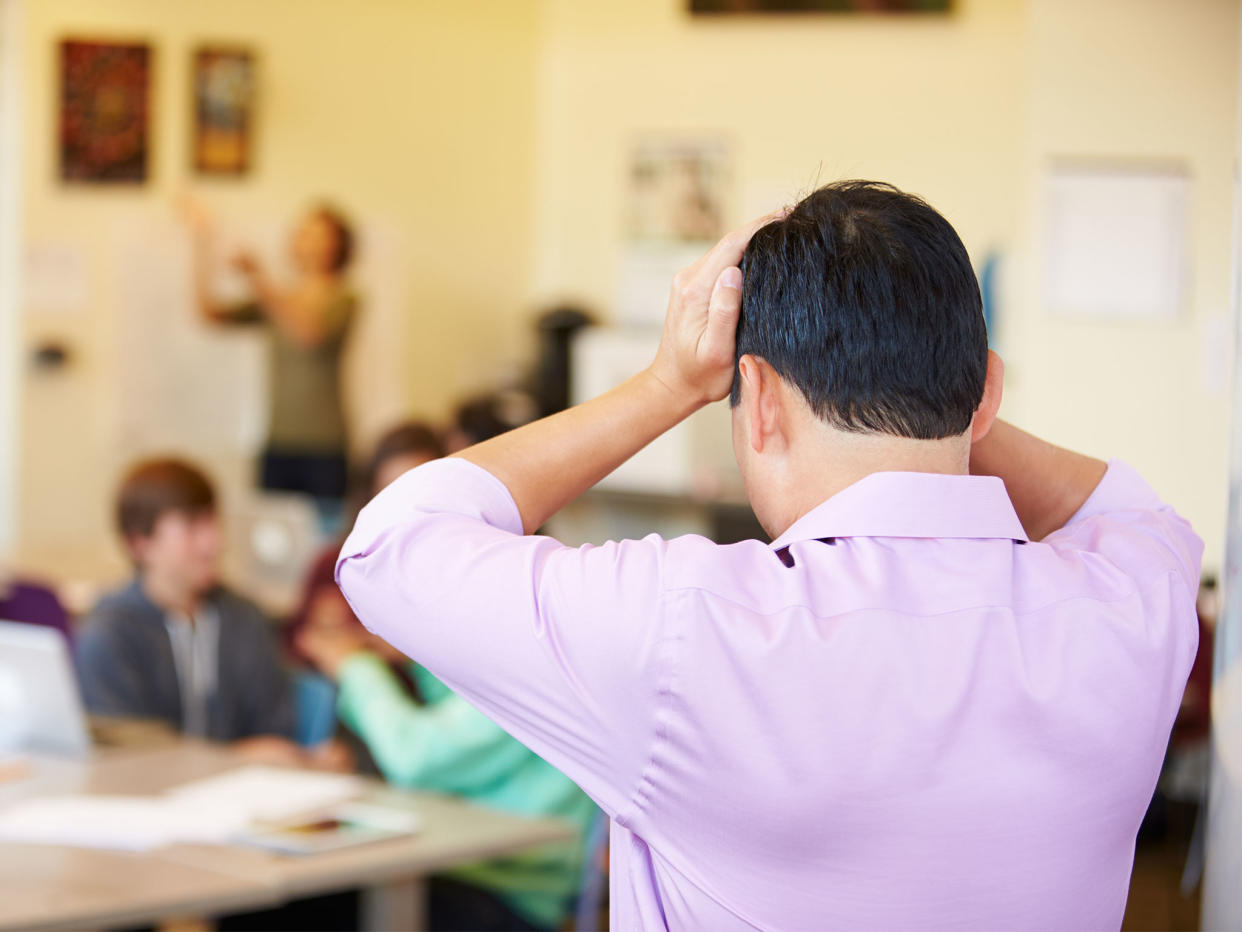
1041,164,1189,320
23,241,88,315
618,135,732,326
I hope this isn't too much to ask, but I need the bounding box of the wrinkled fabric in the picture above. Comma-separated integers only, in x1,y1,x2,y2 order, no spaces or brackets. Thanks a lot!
338,458,1200,931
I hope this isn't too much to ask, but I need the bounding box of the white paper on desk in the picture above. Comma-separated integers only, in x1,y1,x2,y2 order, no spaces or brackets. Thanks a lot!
0,795,228,851
165,766,364,825
0,768,364,852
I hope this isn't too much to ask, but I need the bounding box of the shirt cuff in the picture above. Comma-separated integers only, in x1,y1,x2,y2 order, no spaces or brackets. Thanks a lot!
1062,459,1166,527
336,457,523,583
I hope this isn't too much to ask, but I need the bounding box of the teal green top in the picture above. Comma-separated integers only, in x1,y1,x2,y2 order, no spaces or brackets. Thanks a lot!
336,653,597,929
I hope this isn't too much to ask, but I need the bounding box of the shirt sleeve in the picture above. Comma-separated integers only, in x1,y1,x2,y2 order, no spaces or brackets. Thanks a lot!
335,458,671,816
336,652,536,794
1045,459,1204,594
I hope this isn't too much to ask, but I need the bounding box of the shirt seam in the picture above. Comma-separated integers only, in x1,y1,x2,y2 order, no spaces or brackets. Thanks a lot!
662,560,1191,620
614,571,685,834
613,593,775,930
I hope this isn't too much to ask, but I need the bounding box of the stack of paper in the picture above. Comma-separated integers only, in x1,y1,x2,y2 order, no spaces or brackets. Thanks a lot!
0,766,365,852
166,766,364,824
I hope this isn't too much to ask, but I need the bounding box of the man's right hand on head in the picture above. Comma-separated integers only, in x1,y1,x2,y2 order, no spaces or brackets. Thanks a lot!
648,208,786,406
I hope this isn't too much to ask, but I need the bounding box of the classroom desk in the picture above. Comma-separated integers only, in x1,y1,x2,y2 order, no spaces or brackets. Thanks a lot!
0,741,578,931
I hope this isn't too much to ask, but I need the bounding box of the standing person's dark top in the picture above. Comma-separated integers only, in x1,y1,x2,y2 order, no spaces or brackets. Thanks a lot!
189,201,358,504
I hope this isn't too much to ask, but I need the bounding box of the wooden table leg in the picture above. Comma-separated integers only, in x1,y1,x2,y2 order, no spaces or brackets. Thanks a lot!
361,876,426,931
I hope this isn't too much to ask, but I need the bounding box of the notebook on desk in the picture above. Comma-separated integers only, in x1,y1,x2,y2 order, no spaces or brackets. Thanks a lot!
236,800,421,856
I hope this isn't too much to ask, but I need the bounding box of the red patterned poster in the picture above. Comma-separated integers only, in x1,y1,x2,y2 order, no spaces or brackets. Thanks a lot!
59,40,151,183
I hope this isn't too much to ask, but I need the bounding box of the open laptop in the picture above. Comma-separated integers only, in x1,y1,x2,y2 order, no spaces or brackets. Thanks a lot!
0,620,91,757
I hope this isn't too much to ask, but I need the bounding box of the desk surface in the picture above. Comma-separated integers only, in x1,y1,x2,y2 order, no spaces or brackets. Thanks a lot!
0,742,577,931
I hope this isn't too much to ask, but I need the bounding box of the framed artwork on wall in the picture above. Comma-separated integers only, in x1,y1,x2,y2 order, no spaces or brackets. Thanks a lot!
690,0,950,12
627,136,730,246
192,46,255,176
59,40,151,183
618,135,733,326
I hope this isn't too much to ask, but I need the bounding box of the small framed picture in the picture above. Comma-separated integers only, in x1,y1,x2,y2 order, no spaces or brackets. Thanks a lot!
193,46,256,176
59,40,151,183
628,136,731,245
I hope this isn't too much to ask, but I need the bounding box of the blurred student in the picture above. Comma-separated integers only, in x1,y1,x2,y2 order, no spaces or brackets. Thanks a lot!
296,423,595,932
287,421,446,669
0,570,71,642
75,458,343,767
188,200,358,506
337,183,1202,929
444,391,537,454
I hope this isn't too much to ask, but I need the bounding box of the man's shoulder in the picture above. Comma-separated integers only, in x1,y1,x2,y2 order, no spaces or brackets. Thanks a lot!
1043,460,1203,595
80,580,155,631
659,533,789,604
76,581,163,658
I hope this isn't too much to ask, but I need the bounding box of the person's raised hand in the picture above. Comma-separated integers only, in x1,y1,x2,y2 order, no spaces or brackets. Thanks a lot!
177,191,214,237
648,208,786,406
296,621,372,679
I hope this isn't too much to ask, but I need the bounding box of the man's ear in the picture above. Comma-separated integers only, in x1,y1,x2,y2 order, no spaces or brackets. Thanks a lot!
970,350,1004,443
738,354,787,454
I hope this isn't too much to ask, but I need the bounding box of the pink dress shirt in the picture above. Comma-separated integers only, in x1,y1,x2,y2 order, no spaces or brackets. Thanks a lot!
337,457,1201,930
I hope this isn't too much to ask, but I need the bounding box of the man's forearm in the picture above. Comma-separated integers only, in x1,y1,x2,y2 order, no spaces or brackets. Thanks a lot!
455,368,704,534
453,208,778,535
970,420,1107,541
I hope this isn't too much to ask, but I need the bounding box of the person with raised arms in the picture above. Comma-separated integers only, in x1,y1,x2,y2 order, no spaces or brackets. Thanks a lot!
337,181,1200,930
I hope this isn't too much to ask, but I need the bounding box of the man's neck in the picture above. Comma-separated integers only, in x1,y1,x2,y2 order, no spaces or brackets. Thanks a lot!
773,424,972,538
139,573,205,619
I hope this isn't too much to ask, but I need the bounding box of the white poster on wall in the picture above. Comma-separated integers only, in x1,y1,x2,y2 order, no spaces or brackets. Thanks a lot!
617,136,732,326
1041,163,1189,320
115,215,271,457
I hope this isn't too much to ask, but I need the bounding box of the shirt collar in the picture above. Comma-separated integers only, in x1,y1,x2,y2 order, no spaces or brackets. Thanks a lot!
768,470,1028,551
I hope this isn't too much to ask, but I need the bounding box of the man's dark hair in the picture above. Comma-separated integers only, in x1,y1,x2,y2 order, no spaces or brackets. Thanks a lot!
116,458,216,541
731,180,987,440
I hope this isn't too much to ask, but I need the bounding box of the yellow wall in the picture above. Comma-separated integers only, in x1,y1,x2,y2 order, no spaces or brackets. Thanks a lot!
13,0,540,579
531,0,1239,569
10,0,1238,580
1008,0,1238,574
531,0,1026,302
